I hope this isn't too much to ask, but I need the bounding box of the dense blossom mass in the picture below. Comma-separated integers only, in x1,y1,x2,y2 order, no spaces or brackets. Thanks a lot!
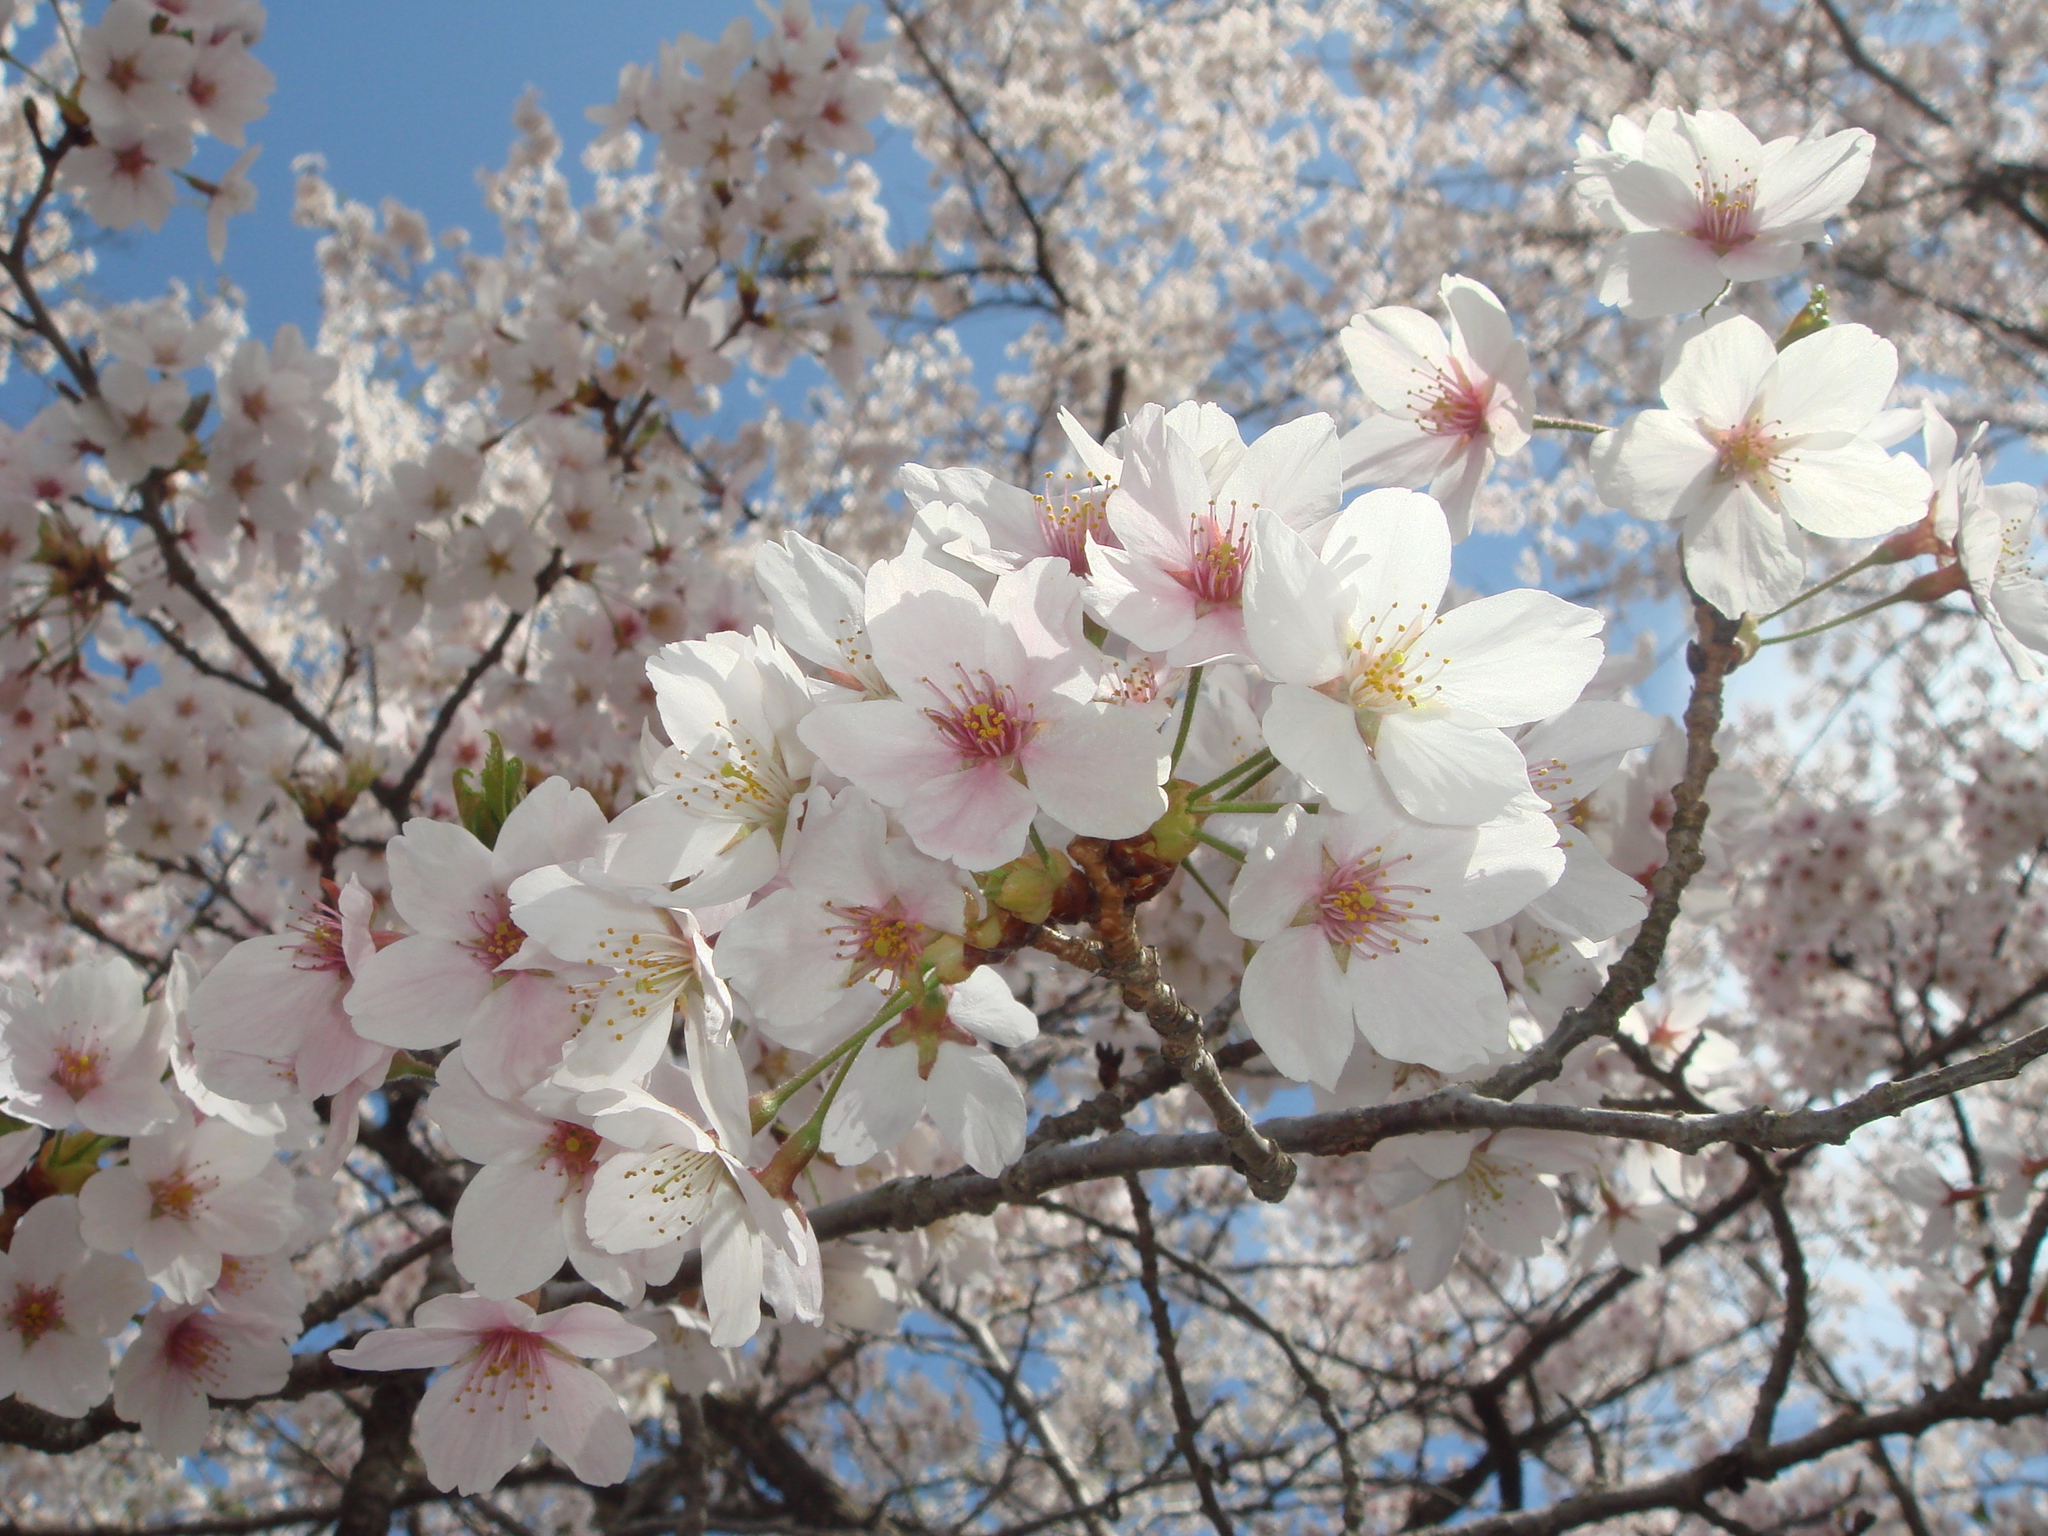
1,1,2047,1533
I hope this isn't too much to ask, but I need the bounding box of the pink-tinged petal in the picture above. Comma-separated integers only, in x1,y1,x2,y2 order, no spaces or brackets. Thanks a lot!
1774,437,1928,538
415,1355,540,1495
863,558,1004,704
1262,685,1378,813
1217,413,1341,534
926,1042,1027,1175
533,1358,637,1485
293,1011,385,1102
1715,239,1804,282
77,1165,152,1256
989,559,1097,705
1753,127,1872,230
600,789,736,886
1243,513,1352,685
897,761,1038,871
1023,704,1168,841
386,819,495,940
536,1302,658,1360
454,1163,573,1298
1607,232,1729,318
1428,590,1605,726
668,831,782,911
1374,711,1531,825
1086,539,1199,653
1403,1178,1470,1292
344,935,493,1050
459,972,579,1099
1659,313,1776,426
944,967,1038,1048
331,1326,474,1372
1348,936,1509,1072
699,1189,765,1347
1443,276,1529,411
1604,151,1698,230
1451,800,1566,927
1682,488,1807,618
586,1146,724,1252
1240,928,1355,1089
490,777,608,882
1426,442,1494,541
1590,410,1719,523
1319,489,1453,618
1761,324,1899,434
1466,1175,1562,1258
1529,842,1650,941
415,1294,537,1332
822,1041,925,1166
426,1051,546,1162
1341,306,1451,413
1342,413,1462,490
1229,805,1322,941
714,890,858,1034
74,1075,177,1138
799,698,960,804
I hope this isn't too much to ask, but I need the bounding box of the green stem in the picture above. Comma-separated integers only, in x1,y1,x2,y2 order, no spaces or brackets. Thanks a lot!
1531,415,1608,434
750,988,912,1132
1191,748,1276,802
1168,665,1202,776
1760,590,1909,646
1192,800,1299,817
1182,860,1229,916
1759,550,1887,622
1190,827,1247,862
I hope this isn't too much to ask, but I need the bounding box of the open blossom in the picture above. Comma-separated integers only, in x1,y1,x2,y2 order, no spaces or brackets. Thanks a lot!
1339,275,1531,538
799,555,1169,869
0,1196,151,1417
188,875,388,1103
78,1116,298,1302
1228,779,1563,1087
1243,489,1605,825
1371,1129,1595,1290
1952,460,2048,681
1573,109,1873,317
1591,314,1931,618
1084,403,1340,664
1514,701,1662,942
332,1295,654,1495
0,955,176,1136
755,530,888,696
113,1302,291,1460
602,629,820,905
821,969,1038,1176
714,786,974,1044
345,778,608,1098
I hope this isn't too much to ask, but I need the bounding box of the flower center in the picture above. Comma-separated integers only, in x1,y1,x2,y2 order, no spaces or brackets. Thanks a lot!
468,898,527,970
1709,418,1786,490
162,1315,226,1380
6,1282,64,1346
51,1046,104,1099
826,899,929,985
291,899,350,974
149,1167,216,1221
925,669,1039,764
660,725,796,829
1335,602,1443,715
1310,851,1434,960
1421,363,1491,440
544,1121,602,1181
1034,474,1112,575
1174,509,1250,612
878,999,979,1080
466,1326,552,1394
1689,180,1758,255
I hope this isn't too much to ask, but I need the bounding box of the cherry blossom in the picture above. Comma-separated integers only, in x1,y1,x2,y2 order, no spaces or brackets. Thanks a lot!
1371,1128,1594,1289
1338,275,1531,537
1243,489,1605,825
799,555,1169,869
112,1302,291,1460
1952,461,2048,681
332,1295,654,1495
1574,109,1873,317
0,1195,151,1417
1591,312,1931,617
0,955,176,1136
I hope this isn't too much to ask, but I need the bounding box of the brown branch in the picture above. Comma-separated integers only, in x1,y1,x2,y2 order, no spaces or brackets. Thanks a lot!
333,1377,426,1536
302,1228,451,1330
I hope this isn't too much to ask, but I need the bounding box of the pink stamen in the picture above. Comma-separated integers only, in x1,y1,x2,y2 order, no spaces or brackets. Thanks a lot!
925,668,1039,764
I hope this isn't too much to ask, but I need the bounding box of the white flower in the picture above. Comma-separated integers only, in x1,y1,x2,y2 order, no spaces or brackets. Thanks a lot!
0,1196,151,1416
1953,462,2048,681
1372,1129,1594,1290
1514,701,1662,942
755,530,888,696
1227,781,1562,1087
113,1302,291,1460
331,1295,654,1496
1339,275,1531,537
0,956,176,1136
1574,109,1873,317
1243,489,1605,825
1591,313,1931,618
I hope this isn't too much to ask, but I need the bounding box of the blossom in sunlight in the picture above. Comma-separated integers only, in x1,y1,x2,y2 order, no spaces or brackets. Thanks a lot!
1227,780,1562,1086
0,955,176,1136
1513,701,1662,942
1339,275,1531,537
799,555,1169,870
331,1296,654,1495
1573,109,1873,316
0,1195,151,1417
1953,460,2048,681
1243,489,1605,825
1591,313,1930,617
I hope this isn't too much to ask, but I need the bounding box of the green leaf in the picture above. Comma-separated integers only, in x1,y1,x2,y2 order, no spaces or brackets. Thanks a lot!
452,733,528,849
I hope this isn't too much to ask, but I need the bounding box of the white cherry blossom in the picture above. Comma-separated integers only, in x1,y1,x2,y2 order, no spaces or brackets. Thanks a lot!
0,956,176,1137
0,1195,150,1417
113,1302,291,1460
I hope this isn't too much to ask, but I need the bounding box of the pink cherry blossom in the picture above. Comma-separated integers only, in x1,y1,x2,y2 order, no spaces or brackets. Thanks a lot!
113,1302,291,1460
0,955,176,1137
0,1195,151,1417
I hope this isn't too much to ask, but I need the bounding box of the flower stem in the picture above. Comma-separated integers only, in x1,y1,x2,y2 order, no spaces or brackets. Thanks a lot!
1168,665,1202,776
1759,590,1909,646
1191,748,1276,802
1531,415,1608,434
1191,800,1295,816
749,987,912,1133
1759,550,1887,621
1189,827,1247,862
